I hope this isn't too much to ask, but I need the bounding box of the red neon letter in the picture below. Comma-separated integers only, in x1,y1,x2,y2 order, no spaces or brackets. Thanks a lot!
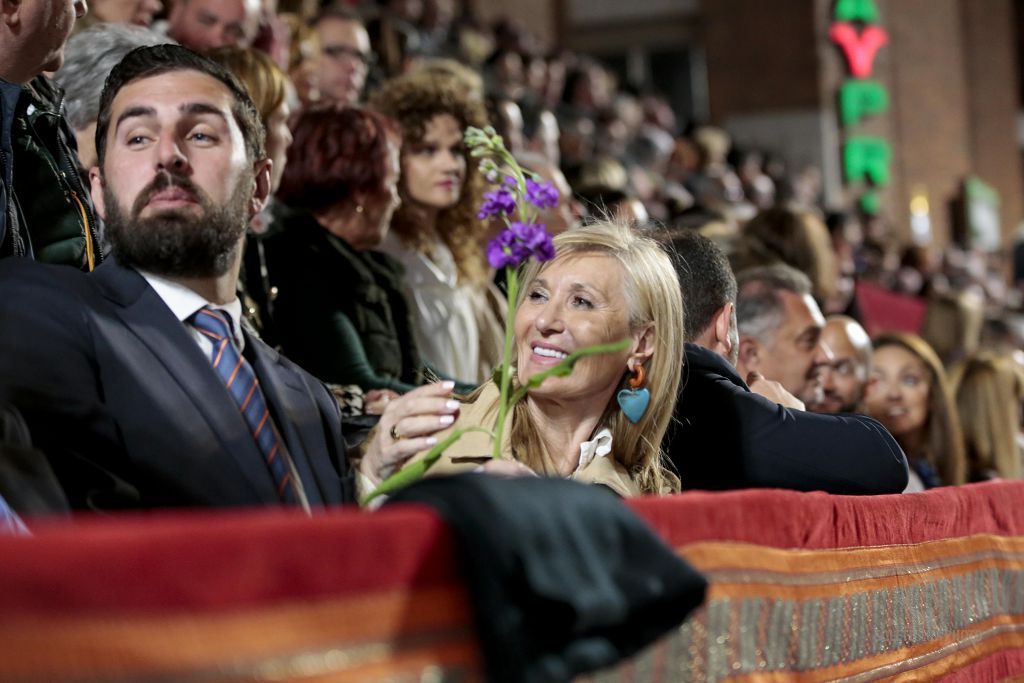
830,22,888,78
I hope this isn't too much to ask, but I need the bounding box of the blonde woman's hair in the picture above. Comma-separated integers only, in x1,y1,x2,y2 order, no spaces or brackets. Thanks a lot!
509,221,685,494
950,353,1024,481
873,332,967,485
206,47,289,126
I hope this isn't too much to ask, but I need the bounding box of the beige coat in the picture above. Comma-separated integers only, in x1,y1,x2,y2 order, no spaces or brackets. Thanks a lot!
406,381,642,497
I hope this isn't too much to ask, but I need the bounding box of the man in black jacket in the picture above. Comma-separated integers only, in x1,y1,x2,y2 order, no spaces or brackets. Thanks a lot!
0,0,101,269
665,231,908,494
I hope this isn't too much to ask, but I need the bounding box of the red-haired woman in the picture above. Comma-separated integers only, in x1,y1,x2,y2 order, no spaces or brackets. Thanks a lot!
266,105,425,395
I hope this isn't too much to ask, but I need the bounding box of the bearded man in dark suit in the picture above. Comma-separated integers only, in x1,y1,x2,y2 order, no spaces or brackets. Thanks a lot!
0,45,352,510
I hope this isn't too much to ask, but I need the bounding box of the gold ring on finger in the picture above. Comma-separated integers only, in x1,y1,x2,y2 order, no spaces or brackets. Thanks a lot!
389,424,403,440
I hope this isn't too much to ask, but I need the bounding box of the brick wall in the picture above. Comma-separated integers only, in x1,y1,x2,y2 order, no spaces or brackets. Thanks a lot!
698,0,1023,250
702,0,821,118
961,0,1024,249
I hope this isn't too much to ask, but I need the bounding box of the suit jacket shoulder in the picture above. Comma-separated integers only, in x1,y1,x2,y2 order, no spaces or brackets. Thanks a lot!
669,343,908,494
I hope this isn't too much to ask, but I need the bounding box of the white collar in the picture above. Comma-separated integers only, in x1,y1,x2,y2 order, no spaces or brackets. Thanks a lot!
139,270,245,349
576,427,613,471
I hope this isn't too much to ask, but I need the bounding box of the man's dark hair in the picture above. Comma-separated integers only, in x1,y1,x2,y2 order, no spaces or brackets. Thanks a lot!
735,263,812,344
670,230,737,341
95,44,266,168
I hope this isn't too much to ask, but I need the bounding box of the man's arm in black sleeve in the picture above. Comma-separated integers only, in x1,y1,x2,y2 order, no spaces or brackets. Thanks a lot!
736,388,910,494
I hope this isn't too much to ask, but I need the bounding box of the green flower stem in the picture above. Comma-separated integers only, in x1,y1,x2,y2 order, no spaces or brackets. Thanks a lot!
492,266,519,460
509,338,632,407
361,426,493,506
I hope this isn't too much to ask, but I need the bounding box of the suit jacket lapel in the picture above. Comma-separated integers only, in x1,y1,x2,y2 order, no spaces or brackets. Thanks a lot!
91,261,278,502
246,337,339,506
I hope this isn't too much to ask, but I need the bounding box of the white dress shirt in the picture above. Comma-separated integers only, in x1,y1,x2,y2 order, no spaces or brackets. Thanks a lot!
139,271,245,355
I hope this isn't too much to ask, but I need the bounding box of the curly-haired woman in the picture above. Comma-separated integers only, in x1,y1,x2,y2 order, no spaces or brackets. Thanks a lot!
370,71,504,386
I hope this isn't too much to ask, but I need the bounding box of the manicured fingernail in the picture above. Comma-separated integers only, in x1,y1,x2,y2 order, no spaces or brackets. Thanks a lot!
446,400,460,410
439,414,455,426
441,381,455,390
425,436,438,445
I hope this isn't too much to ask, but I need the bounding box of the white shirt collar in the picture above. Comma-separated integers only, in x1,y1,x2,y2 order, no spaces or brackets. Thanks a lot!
139,270,245,349
576,427,613,471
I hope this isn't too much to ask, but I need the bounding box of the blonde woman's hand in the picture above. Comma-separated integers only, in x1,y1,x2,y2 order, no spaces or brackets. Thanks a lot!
359,381,460,486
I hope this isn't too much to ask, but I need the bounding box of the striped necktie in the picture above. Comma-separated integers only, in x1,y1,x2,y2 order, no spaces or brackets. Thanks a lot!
190,307,300,504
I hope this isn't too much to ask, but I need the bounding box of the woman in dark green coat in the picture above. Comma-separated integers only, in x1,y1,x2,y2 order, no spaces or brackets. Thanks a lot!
267,105,425,394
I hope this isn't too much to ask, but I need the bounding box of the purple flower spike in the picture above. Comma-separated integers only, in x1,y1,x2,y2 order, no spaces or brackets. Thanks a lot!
507,222,556,264
534,235,556,262
486,230,531,269
524,179,560,210
477,189,517,220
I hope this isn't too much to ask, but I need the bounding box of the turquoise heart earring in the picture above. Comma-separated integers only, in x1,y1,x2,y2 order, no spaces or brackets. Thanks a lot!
616,364,650,424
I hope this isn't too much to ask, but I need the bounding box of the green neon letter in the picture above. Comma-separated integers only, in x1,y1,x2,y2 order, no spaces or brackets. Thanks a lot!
835,0,879,23
844,137,891,185
859,190,881,215
840,80,888,126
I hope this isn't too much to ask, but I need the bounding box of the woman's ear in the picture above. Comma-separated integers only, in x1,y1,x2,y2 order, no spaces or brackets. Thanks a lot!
347,190,365,215
629,323,656,368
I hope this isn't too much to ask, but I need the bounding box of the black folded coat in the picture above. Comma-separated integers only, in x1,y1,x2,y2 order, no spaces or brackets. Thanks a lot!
388,474,707,683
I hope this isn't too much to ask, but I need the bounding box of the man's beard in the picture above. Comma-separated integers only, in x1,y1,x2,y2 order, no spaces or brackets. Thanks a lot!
834,390,864,414
103,170,252,278
815,388,862,414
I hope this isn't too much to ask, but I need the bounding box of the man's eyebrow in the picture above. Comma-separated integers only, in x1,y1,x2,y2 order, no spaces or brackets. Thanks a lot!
180,102,229,122
797,325,821,340
113,102,229,132
114,105,156,131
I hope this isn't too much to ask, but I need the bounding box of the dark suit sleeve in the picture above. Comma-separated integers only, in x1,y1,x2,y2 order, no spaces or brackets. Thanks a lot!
735,388,909,494
306,374,356,504
672,349,909,495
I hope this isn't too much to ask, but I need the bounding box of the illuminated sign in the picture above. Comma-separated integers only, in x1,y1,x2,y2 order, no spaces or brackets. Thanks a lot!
830,0,891,215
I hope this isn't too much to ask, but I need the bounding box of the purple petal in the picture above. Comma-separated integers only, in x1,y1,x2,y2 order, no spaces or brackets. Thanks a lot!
525,179,560,209
509,222,545,249
486,230,522,268
486,242,514,269
533,232,556,261
477,189,517,219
